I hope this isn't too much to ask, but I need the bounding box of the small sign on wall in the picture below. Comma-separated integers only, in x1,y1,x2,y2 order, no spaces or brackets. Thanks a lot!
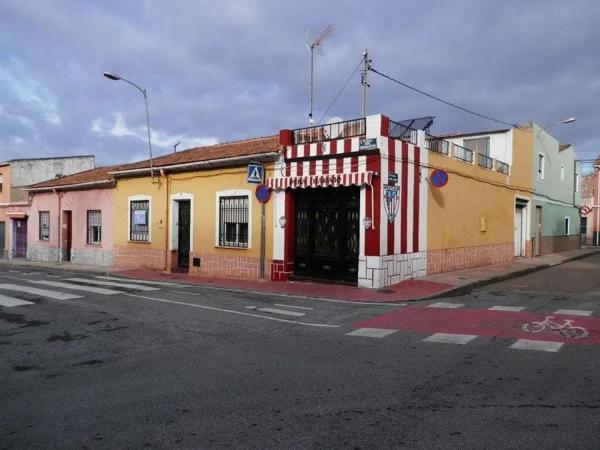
134,210,147,225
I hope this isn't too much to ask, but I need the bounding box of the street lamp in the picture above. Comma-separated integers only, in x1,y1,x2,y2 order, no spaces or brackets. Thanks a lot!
542,117,576,130
103,71,155,179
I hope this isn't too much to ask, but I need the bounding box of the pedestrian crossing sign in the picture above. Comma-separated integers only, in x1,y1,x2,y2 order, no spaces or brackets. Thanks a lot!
247,164,264,184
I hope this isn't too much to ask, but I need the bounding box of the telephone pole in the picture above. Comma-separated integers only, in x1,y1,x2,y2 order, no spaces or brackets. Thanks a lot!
361,49,371,117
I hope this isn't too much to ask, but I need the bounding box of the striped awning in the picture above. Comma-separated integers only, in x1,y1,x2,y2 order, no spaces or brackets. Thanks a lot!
266,171,374,190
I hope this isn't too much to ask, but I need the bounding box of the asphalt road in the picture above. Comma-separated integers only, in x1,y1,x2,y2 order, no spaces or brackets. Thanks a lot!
1,256,600,449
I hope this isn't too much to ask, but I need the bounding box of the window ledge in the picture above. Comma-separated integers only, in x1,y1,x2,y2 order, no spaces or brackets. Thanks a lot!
127,240,151,244
214,245,249,250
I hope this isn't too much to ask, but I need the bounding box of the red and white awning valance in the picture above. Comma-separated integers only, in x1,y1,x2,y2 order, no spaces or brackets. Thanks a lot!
266,171,374,190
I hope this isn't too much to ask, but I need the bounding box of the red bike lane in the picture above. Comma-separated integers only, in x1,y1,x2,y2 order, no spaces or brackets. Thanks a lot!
353,307,600,345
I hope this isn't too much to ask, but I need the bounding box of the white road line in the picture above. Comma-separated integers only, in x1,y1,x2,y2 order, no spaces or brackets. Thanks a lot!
274,303,314,311
346,328,398,338
510,339,563,352
65,278,159,291
0,294,34,307
427,302,464,309
93,276,190,288
30,280,124,295
124,293,340,328
0,283,82,300
488,306,526,312
169,288,400,307
423,333,478,345
553,309,593,317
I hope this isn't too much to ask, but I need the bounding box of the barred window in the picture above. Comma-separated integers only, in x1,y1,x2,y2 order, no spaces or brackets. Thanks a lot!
219,196,248,247
39,211,50,240
130,200,150,241
87,210,102,245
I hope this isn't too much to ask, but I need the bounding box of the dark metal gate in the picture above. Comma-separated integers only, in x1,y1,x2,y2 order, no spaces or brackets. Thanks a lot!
177,201,191,269
13,219,27,258
294,187,359,283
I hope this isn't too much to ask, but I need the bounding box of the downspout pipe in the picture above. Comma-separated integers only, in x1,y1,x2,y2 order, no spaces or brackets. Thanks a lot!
162,169,170,271
54,188,61,263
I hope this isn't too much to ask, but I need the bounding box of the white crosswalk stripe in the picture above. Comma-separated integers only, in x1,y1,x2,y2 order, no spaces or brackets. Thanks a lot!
428,302,463,309
245,306,306,317
0,293,34,307
30,280,124,295
488,306,525,312
510,339,563,352
553,309,592,317
423,333,477,345
93,276,189,288
346,328,398,338
65,278,159,291
0,283,82,300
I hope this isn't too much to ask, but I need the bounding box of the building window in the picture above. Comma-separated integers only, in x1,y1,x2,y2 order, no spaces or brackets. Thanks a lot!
0,173,3,192
39,211,50,240
218,196,248,248
130,200,150,241
463,137,490,156
575,172,579,192
87,210,102,245
565,216,571,235
560,164,565,181
537,154,545,180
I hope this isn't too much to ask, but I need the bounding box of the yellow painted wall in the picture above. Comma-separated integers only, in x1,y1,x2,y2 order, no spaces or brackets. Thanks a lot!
113,164,274,259
510,126,534,196
427,153,515,250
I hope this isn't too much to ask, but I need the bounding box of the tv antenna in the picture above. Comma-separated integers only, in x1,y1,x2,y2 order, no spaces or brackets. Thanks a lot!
307,24,334,125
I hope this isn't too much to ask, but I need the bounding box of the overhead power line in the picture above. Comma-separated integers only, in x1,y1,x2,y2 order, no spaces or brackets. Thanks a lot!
368,66,519,128
317,58,363,125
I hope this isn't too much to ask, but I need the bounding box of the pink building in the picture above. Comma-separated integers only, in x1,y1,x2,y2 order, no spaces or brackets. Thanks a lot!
25,166,119,266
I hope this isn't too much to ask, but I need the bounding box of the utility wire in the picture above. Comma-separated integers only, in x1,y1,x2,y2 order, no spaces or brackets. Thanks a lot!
317,58,363,125
369,66,519,128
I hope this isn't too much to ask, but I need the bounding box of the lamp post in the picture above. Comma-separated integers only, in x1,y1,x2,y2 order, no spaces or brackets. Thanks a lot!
103,72,155,179
542,117,576,130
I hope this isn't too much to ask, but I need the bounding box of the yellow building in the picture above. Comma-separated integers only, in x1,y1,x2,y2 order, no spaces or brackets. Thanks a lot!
425,127,534,273
110,136,280,279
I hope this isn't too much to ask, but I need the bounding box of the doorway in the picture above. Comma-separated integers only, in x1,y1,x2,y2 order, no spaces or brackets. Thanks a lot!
294,186,360,283
13,219,27,258
534,206,542,256
514,201,527,257
62,211,72,262
177,200,191,270
0,221,5,258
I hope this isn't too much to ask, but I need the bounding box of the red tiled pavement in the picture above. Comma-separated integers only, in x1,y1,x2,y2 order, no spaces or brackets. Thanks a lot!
353,306,600,345
114,269,453,303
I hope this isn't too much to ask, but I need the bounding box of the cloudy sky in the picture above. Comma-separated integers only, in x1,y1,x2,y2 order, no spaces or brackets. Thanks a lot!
1,0,599,165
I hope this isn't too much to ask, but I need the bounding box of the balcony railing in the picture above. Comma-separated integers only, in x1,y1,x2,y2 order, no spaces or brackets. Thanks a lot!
496,160,510,174
389,120,418,144
477,153,493,169
426,136,450,155
292,118,366,145
453,144,474,163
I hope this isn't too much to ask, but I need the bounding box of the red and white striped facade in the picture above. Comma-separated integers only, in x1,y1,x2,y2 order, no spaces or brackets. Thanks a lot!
268,114,428,288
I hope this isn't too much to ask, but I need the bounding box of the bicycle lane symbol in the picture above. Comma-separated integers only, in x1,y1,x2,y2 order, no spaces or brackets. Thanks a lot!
521,316,590,339
351,307,600,346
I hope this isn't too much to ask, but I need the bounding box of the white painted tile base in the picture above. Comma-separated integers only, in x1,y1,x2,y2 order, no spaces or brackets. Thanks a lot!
510,339,563,352
423,333,477,345
346,328,398,338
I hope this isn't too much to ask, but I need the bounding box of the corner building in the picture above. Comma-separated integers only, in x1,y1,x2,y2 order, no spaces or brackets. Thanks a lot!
267,114,429,288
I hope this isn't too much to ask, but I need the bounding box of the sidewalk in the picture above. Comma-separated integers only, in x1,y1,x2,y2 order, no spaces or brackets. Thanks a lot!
1,247,599,303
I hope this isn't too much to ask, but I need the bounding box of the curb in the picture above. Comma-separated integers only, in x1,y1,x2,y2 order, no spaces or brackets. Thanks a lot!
421,249,600,301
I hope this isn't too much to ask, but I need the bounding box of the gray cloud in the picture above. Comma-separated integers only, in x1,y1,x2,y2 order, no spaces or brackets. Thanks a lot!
0,0,598,165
